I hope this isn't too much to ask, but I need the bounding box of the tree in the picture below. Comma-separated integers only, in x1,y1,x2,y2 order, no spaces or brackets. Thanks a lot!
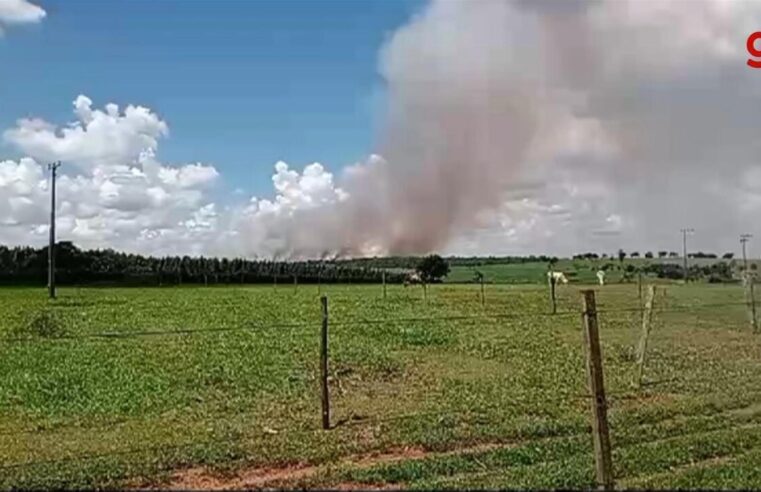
645,251,654,258
617,249,626,263
416,254,450,283
630,252,640,258
723,252,735,259
658,251,668,258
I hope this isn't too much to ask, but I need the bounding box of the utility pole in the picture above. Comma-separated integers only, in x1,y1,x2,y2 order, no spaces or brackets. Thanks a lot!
681,228,694,283
741,234,753,272
47,161,61,299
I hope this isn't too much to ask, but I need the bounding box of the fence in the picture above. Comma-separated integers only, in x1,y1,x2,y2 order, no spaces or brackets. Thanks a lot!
1,281,760,489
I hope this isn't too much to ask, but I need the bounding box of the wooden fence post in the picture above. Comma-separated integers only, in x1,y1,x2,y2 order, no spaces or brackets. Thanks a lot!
581,290,615,490
423,282,428,304
382,270,387,301
320,295,330,430
634,285,657,389
549,275,557,314
480,275,485,307
746,274,758,333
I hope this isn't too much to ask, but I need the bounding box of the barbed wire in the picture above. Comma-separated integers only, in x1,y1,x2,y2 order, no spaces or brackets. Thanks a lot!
2,298,755,345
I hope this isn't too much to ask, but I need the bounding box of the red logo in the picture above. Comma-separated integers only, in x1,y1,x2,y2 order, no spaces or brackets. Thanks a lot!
748,32,761,68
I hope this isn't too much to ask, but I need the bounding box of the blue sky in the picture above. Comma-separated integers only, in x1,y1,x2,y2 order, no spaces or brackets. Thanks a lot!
1,0,423,198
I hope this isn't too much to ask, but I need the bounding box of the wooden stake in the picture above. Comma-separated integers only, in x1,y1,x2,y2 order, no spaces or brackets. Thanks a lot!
549,275,557,314
746,275,758,333
581,290,615,490
320,295,330,430
480,275,485,307
634,285,657,389
423,282,428,304
382,270,387,301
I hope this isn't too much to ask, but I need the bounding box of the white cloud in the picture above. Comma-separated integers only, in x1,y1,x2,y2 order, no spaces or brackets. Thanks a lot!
0,0,44,34
0,94,354,258
0,96,225,256
5,95,169,171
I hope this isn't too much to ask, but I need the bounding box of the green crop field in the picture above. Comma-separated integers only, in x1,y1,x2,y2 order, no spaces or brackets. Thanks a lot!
2,282,761,489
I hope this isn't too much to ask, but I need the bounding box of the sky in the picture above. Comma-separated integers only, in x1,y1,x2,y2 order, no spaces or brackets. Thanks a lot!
3,0,761,259
0,0,422,198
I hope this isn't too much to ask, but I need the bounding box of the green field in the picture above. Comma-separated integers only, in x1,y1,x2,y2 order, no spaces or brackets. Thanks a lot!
446,258,647,284
2,282,761,489
446,257,759,284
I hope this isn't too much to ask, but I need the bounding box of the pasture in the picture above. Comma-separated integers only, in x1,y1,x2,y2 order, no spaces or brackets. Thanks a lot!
445,257,759,284
446,258,645,284
1,282,761,489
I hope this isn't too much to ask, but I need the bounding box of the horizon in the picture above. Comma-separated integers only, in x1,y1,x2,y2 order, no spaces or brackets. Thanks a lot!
0,240,749,262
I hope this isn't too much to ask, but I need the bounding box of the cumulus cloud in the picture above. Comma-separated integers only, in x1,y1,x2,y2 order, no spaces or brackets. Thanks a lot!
5,95,169,171
0,96,222,256
0,0,45,34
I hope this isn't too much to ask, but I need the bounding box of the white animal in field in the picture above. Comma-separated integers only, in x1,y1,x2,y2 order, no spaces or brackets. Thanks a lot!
596,270,606,285
547,271,568,285
404,272,422,287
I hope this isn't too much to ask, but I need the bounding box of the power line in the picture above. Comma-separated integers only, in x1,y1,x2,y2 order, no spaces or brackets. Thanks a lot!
3,301,755,346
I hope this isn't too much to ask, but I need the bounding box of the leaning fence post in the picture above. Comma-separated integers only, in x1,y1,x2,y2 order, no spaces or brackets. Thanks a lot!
746,274,758,333
320,295,330,430
581,290,615,490
634,285,657,389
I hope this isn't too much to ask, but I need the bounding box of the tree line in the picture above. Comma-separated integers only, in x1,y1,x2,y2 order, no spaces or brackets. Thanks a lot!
0,242,408,286
337,254,556,270
574,250,735,260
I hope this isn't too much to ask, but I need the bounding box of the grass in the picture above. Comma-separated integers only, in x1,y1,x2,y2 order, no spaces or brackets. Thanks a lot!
0,281,760,488
445,257,754,284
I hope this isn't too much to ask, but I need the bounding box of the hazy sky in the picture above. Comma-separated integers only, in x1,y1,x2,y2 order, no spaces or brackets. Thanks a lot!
3,0,761,259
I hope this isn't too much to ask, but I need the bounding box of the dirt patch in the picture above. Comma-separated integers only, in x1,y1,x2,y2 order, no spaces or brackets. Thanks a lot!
156,442,508,490
159,446,426,490
166,463,318,490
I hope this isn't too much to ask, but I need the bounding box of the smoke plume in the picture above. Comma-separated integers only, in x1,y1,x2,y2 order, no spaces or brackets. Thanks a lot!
240,0,761,258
